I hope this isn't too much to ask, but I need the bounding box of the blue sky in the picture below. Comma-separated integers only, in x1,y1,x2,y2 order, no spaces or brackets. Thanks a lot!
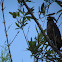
0,0,33,62
0,0,62,62
0,0,43,62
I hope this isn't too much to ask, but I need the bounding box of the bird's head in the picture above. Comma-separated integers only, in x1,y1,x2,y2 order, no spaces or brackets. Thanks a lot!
47,16,57,22
47,17,53,21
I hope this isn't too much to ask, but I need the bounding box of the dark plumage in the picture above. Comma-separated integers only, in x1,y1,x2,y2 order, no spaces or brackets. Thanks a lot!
47,17,62,50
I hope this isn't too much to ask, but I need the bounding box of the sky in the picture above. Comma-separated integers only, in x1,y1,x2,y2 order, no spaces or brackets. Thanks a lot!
0,0,62,62
0,0,43,62
0,0,33,62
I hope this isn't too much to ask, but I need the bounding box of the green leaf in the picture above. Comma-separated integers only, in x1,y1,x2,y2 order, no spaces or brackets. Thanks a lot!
25,12,30,15
31,37,32,41
41,3,44,11
44,0,48,2
23,17,26,21
35,26,38,33
23,8,24,13
15,23,20,27
26,0,31,2
18,0,21,3
9,12,13,15
9,12,16,18
26,17,30,21
24,23,28,26
40,3,45,15
18,10,24,14
30,7,34,12
29,17,33,19
16,12,20,16
13,12,16,18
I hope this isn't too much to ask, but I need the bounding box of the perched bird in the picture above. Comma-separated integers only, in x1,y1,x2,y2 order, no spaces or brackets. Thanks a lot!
47,16,62,50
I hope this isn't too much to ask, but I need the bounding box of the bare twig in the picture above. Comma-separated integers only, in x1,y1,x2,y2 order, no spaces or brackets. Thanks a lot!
22,28,28,45
26,26,30,37
57,12,62,22
1,1,12,62
10,31,20,45
7,24,12,31
22,1,62,57
58,22,62,27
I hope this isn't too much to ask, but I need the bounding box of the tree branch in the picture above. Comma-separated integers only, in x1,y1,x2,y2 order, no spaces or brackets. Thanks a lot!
1,1,12,62
22,1,62,57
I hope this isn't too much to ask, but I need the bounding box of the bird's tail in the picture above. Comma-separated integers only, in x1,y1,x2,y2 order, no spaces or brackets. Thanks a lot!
61,40,62,46
58,40,62,50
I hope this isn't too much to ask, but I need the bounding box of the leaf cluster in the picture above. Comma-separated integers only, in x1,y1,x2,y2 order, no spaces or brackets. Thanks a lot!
0,43,11,62
9,7,34,29
27,29,62,61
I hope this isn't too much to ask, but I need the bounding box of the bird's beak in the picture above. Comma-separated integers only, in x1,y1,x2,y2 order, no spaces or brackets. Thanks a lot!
47,17,49,20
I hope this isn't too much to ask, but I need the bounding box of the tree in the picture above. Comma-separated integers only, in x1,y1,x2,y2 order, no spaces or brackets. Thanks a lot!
0,0,62,62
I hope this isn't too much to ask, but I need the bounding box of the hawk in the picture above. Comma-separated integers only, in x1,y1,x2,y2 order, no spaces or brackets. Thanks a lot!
47,16,62,50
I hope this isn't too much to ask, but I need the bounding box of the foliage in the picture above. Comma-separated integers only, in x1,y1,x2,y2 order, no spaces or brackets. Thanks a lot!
9,0,62,62
27,29,62,61
9,7,34,29
27,30,46,56
0,44,11,62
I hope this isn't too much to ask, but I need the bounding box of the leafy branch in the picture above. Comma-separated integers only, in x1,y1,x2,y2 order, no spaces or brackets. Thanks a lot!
22,0,62,57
